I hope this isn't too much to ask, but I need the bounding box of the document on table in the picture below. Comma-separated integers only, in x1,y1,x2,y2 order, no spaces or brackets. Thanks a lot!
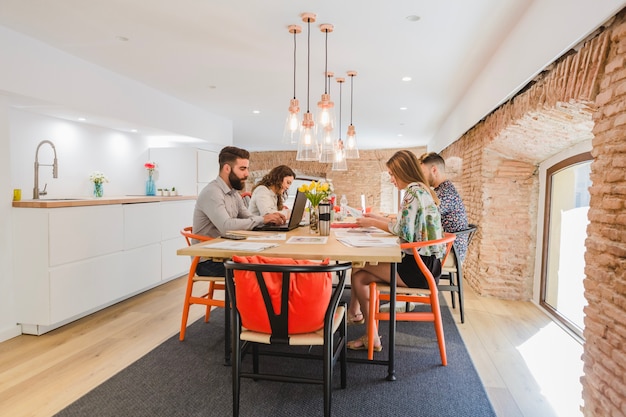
201,240,279,252
245,233,287,240
286,236,329,244
336,236,399,248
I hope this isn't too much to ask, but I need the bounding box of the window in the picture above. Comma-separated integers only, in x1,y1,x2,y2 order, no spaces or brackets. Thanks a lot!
540,152,592,340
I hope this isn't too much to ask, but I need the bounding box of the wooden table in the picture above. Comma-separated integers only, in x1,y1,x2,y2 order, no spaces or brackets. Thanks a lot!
177,226,402,380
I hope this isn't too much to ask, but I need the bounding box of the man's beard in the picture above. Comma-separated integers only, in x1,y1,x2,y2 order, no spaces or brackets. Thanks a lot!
229,171,245,190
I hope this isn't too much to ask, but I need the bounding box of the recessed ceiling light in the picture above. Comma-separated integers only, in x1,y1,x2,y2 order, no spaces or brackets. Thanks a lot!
397,134,404,137
252,110,260,114
400,107,408,111
406,15,421,22
131,129,138,133
78,117,86,121
402,76,412,82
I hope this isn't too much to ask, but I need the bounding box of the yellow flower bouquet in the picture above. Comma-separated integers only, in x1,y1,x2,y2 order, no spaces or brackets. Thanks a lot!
298,180,332,207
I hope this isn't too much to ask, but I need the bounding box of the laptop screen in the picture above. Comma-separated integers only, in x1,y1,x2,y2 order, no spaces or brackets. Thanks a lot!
285,189,307,227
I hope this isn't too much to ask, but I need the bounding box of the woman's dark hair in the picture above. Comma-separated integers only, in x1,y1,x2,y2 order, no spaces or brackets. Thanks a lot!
252,165,296,209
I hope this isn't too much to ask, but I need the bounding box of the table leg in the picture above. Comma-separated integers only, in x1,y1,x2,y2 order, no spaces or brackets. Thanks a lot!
387,262,397,381
224,287,231,366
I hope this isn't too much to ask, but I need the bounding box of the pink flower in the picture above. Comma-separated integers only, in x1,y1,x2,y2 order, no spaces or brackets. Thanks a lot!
144,162,156,170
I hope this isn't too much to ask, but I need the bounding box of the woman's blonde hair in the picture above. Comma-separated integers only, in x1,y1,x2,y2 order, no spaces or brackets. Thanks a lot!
386,150,439,205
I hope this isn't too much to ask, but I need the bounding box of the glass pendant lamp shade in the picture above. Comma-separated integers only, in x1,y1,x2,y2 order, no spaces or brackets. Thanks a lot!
283,24,302,144
283,98,301,144
345,124,359,159
318,72,336,163
332,77,347,171
345,71,360,159
316,24,336,149
296,13,319,161
332,139,348,171
296,111,320,161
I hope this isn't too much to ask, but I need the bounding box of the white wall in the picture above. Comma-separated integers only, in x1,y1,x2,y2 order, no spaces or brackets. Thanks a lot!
10,110,157,198
0,98,20,341
0,24,234,341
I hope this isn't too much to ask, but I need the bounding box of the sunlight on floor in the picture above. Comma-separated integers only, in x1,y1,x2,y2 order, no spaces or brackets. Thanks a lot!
517,321,584,417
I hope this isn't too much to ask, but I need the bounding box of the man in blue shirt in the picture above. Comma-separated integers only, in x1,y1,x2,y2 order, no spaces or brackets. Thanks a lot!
419,152,470,261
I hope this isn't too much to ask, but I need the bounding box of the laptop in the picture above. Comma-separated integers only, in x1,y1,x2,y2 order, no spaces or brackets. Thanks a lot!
253,189,307,231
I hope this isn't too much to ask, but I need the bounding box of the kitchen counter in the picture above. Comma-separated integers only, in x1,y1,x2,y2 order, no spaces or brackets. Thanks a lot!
12,195,196,208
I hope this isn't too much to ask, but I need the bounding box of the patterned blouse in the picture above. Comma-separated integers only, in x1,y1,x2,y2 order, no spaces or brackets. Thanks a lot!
389,182,446,258
434,180,469,261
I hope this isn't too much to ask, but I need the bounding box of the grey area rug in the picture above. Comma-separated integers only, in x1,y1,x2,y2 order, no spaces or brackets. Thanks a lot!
55,297,495,417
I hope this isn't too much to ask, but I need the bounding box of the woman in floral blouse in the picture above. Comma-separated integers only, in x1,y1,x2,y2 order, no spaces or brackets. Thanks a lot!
347,150,445,352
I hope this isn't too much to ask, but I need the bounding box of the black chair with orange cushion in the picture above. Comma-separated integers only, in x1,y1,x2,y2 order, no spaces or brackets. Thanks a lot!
179,226,225,341
224,255,351,417
367,233,456,365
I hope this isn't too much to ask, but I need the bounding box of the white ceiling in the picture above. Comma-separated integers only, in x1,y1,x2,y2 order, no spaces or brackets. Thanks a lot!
0,0,624,152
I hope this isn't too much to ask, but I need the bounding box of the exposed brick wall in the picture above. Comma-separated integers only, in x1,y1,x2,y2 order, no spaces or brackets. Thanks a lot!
248,147,425,212
580,10,626,417
249,9,626,414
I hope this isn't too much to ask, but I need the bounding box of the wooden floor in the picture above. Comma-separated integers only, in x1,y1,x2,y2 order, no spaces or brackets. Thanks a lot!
0,276,583,417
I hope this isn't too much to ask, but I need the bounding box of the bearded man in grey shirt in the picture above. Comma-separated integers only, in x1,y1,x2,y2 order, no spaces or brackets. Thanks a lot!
192,146,285,276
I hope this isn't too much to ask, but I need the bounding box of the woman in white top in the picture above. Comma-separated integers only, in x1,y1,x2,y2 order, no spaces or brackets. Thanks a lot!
248,165,296,217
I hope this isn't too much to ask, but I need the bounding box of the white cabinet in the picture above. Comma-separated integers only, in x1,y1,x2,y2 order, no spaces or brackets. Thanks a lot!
149,147,218,196
197,149,219,183
161,199,195,281
12,200,194,335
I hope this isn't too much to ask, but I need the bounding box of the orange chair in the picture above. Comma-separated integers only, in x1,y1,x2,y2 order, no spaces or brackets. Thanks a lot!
179,226,226,341
240,191,252,208
367,233,456,365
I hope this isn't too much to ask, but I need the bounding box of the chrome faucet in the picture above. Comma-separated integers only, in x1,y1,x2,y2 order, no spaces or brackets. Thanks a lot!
33,140,58,199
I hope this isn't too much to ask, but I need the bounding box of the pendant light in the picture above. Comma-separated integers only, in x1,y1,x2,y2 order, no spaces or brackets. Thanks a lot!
316,24,336,134
296,13,320,161
319,71,336,163
332,77,347,171
282,24,301,144
345,71,360,159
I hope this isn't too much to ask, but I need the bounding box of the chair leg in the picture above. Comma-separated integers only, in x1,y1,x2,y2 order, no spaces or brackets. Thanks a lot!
446,272,457,308
179,276,195,341
457,268,465,324
367,282,378,361
205,281,215,322
232,326,241,416
323,333,332,417
431,292,447,366
340,312,347,389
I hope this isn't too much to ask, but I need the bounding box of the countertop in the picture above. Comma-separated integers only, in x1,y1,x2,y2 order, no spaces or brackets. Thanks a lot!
12,195,196,208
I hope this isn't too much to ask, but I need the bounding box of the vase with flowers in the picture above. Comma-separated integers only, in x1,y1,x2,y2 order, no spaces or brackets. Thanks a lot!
144,161,157,196
298,180,332,234
89,171,108,198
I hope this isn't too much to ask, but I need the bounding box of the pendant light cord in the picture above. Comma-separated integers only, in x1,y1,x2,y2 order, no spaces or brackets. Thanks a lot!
324,30,329,94
306,18,311,113
350,75,354,125
292,29,297,100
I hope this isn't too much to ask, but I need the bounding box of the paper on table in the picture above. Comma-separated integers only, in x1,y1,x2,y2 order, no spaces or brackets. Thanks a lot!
336,236,398,248
246,233,287,240
286,236,329,244
202,240,279,252
345,206,363,218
